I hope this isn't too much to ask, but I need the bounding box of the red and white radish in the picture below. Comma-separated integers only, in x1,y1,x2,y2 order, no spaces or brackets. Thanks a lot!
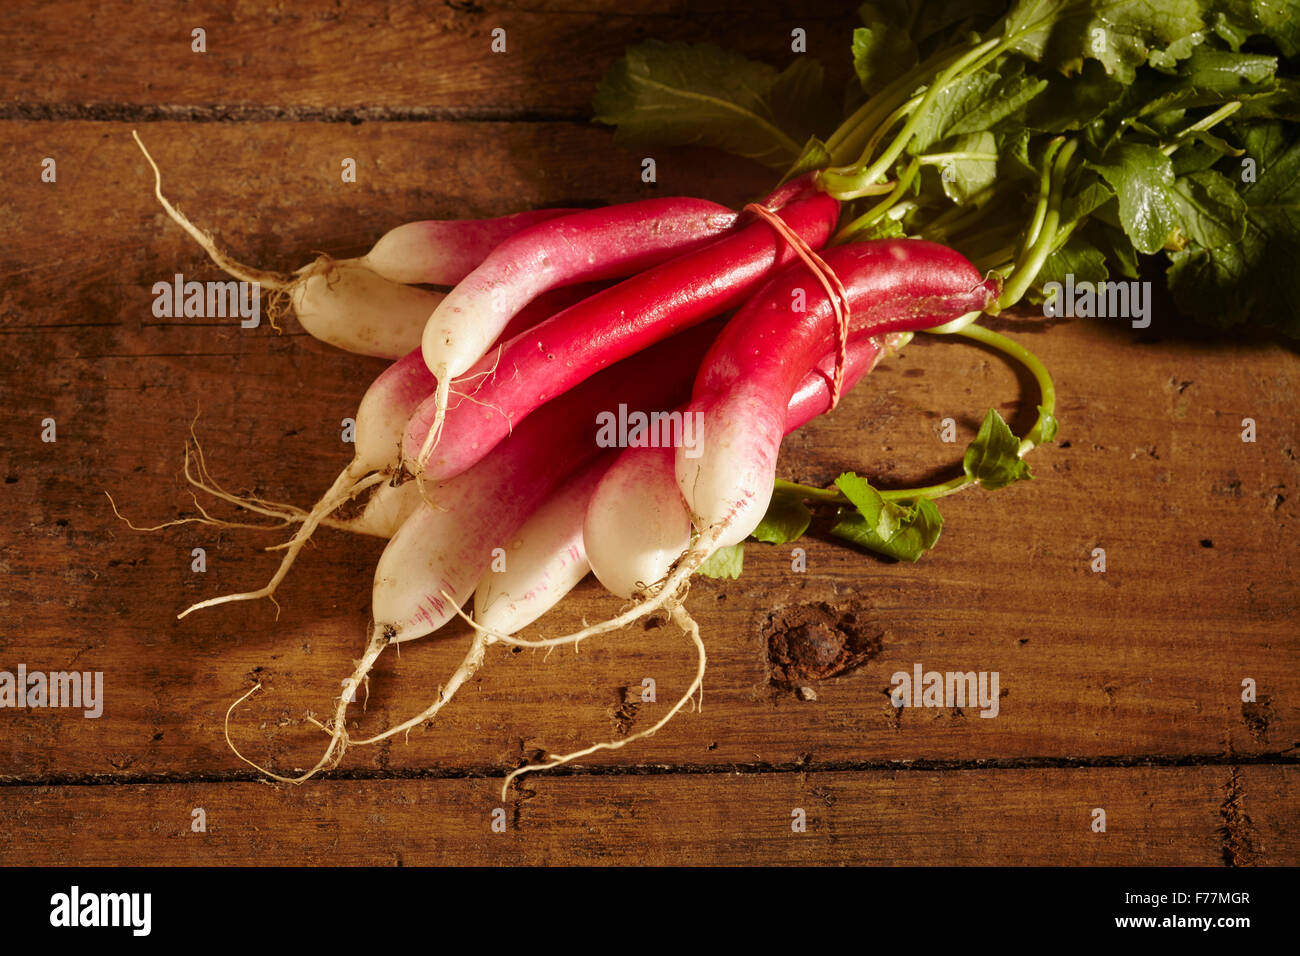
584,333,904,599
360,209,580,286
584,445,691,600
472,455,614,635
293,210,589,355
289,265,445,359
498,239,997,653
414,197,740,465
230,321,723,781
678,239,999,548
406,181,842,481
133,132,575,358
181,285,604,618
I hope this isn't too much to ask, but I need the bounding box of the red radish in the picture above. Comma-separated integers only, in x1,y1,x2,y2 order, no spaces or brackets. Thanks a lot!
415,197,740,464
585,333,904,599
377,320,721,642
406,182,842,479
472,455,615,635
179,285,605,619
362,209,581,286
229,321,723,781
680,239,999,548
504,239,997,650
785,332,910,430
472,324,899,626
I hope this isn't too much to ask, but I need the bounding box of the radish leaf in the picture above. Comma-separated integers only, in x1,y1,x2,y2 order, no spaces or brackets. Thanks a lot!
593,41,831,170
698,544,745,579
831,497,944,562
963,409,1031,489
752,496,813,544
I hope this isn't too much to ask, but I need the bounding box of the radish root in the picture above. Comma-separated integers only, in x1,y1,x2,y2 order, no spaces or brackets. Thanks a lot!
224,628,390,784
182,422,384,545
499,600,705,799
346,630,489,746
132,130,330,332
450,524,724,653
333,593,705,798
415,375,452,472
178,467,386,619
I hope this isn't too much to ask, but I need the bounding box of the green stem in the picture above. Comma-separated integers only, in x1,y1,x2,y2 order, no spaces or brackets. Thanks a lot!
825,44,973,163
832,158,921,243
1015,137,1064,261
995,138,1077,311
773,479,842,503
955,323,1056,452
918,151,1000,165
820,36,1003,199
918,187,1001,241
850,95,924,172
1160,101,1242,156
770,323,1057,508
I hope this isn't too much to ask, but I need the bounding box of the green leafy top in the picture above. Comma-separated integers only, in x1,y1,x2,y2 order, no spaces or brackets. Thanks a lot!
592,40,834,170
593,0,1300,337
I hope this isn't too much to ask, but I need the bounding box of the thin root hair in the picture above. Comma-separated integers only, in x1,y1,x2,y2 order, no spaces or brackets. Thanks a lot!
499,600,706,799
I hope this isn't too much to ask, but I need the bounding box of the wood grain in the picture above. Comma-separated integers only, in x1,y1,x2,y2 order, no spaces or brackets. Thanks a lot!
0,0,854,116
1,766,1292,866
1,124,1297,795
1,3,1297,863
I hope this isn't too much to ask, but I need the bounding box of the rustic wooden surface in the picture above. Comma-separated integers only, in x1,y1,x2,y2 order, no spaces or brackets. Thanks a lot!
0,1,1296,866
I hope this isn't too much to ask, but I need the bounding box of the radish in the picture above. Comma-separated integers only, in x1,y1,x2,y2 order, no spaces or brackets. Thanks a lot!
293,211,589,356
585,446,691,601
406,181,842,480
472,323,897,627
133,132,575,358
483,239,998,652
472,455,615,635
226,321,722,781
584,333,904,599
288,264,445,359
678,240,999,549
180,285,605,619
414,197,740,465
360,209,580,286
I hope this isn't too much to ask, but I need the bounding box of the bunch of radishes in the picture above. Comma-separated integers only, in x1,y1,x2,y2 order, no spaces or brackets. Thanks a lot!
134,137,998,788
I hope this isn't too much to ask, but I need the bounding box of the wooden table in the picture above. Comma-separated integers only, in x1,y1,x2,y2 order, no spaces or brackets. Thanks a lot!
1,1,1296,866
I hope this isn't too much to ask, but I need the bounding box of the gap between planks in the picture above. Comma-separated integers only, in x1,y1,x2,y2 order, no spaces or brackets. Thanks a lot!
2,750,1296,789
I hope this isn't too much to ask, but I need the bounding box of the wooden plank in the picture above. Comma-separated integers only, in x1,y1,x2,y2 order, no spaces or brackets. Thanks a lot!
0,0,854,115
1,122,1297,782
1,765,1293,866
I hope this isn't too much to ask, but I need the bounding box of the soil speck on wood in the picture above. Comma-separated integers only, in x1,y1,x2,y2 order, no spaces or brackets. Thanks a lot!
763,602,884,686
